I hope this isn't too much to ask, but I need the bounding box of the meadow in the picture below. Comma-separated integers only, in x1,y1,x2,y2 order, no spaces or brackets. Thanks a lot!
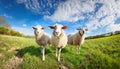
0,34,120,69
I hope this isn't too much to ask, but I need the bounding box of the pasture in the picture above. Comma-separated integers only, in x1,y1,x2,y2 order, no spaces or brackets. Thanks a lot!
0,34,120,69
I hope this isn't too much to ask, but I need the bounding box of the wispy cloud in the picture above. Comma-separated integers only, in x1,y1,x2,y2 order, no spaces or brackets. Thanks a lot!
106,23,120,32
2,13,13,19
46,0,120,33
45,0,95,22
17,0,40,13
16,0,61,15
86,0,120,32
22,24,27,27
12,0,120,36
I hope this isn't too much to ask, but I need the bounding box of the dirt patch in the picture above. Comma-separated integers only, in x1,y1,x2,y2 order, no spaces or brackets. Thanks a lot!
0,53,4,57
59,63,69,69
2,46,23,69
3,56,23,69
58,58,69,69
8,47,20,52
59,62,69,69
1,47,7,51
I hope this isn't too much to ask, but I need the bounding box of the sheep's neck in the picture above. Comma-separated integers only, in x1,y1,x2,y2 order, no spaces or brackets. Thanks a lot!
35,32,44,40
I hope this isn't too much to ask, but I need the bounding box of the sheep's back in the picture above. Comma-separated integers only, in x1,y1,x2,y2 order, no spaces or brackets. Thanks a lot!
67,34,73,44
36,33,50,46
72,33,85,45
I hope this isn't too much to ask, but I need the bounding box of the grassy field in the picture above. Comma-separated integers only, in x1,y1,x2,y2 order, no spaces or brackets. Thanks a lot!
0,34,120,69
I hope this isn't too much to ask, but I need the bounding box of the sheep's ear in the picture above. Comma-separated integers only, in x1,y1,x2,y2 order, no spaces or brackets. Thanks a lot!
62,26,67,29
48,26,55,29
85,28,88,31
32,26,36,29
41,27,45,30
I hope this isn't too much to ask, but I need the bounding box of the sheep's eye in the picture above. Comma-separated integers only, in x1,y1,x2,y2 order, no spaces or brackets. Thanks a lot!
54,26,57,29
35,28,38,30
83,30,85,34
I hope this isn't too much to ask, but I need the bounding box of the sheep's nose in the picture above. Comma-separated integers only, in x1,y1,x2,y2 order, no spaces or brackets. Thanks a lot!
55,32,59,35
36,30,39,34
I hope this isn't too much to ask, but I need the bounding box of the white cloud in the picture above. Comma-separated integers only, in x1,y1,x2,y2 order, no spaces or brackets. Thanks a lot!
86,19,99,30
17,0,40,13
45,0,95,22
106,24,120,32
12,27,34,36
2,13,12,19
16,0,58,15
86,0,120,32
22,24,27,27
45,0,120,33
16,0,120,34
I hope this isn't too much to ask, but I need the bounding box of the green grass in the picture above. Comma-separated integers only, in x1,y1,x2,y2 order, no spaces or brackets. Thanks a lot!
0,34,120,69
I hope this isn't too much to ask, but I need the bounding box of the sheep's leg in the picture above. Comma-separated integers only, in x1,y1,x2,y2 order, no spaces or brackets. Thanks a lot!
56,48,58,57
42,47,45,61
77,45,81,54
76,45,80,54
70,45,73,50
78,46,80,54
58,48,62,62
41,47,42,54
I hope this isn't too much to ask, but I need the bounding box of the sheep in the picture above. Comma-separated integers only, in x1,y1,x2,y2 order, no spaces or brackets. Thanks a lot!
32,25,50,61
68,28,88,54
48,24,68,61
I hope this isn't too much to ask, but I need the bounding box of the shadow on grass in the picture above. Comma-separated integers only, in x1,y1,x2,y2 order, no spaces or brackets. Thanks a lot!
62,48,69,53
16,46,51,58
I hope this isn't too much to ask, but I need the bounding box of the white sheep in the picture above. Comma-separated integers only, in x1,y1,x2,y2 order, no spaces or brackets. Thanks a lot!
68,28,88,54
32,25,50,61
48,24,68,61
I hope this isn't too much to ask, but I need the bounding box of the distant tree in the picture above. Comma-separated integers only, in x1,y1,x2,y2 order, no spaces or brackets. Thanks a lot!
114,31,120,35
109,32,114,36
86,30,120,39
86,34,106,39
0,16,11,29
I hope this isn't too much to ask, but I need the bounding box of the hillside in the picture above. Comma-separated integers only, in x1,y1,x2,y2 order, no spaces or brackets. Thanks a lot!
0,27,24,37
0,17,24,37
86,31,120,39
0,34,120,69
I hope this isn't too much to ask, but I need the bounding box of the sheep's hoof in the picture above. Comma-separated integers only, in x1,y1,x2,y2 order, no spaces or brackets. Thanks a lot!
58,60,61,62
58,59,61,62
42,58,45,62
42,59,45,62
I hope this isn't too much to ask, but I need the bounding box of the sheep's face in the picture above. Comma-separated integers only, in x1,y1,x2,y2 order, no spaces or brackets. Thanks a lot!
77,28,88,36
32,25,45,36
48,24,67,37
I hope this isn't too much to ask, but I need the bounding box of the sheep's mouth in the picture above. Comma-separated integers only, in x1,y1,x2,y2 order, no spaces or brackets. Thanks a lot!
54,33,59,37
55,32,59,36
53,32,62,37
79,31,83,36
35,31,39,35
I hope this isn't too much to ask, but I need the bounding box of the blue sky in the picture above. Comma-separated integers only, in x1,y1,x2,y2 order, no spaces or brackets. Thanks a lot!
0,0,120,36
